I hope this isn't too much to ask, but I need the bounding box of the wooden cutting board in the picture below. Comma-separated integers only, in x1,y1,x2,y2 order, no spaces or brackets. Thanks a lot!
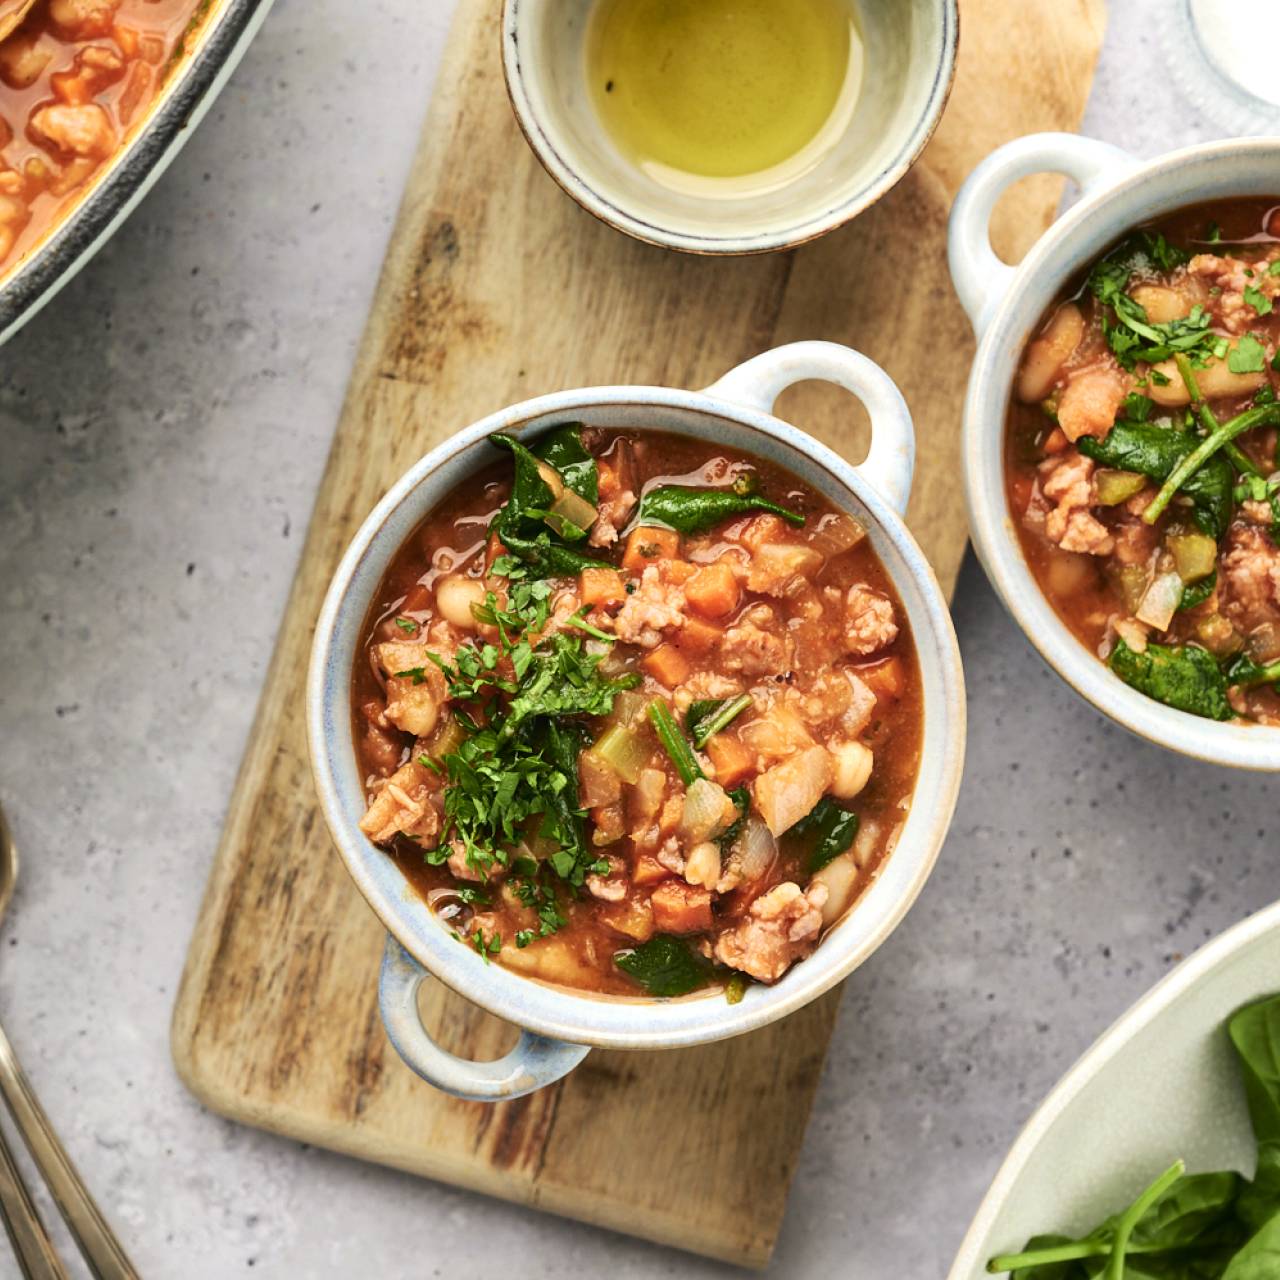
171,0,1105,1266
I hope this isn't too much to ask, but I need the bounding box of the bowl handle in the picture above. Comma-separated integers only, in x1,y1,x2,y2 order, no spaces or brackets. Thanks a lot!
705,340,915,517
947,132,1137,337
378,937,590,1101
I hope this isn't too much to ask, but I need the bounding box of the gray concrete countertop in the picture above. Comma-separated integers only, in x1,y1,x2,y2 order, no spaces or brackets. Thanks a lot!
0,2,1273,1276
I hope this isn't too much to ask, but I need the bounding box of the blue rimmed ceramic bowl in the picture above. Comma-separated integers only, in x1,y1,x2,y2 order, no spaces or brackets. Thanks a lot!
306,341,966,1101
949,133,1280,770
501,0,958,254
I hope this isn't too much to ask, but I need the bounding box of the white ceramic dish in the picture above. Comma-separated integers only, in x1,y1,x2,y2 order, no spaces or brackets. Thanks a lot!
307,341,966,1101
949,899,1280,1278
502,0,957,255
948,133,1280,770
0,0,274,348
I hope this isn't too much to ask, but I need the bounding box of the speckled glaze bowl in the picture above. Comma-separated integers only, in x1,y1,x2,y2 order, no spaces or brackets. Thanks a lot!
949,134,1280,770
0,0,274,349
948,899,1280,1279
307,341,966,1101
501,0,957,255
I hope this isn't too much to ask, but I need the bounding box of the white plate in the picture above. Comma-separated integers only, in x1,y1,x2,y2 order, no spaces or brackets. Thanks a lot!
948,901,1280,1277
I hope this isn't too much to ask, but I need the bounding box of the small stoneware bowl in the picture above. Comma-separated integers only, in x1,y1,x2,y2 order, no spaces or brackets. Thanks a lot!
501,0,958,255
948,899,1280,1279
307,341,966,1102
948,133,1280,770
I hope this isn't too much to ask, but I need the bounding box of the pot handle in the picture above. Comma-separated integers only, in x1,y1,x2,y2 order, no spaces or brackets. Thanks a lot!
704,340,915,517
947,132,1137,337
378,937,590,1101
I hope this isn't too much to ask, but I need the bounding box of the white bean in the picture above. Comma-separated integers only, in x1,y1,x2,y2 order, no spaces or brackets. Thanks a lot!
828,740,874,799
812,852,859,927
434,575,486,629
1017,303,1084,403
1129,284,1191,325
1148,346,1268,406
684,841,721,889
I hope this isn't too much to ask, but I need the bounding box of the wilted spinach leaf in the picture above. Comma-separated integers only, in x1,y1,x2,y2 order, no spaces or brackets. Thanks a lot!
614,935,709,997
634,484,804,535
793,796,860,873
1109,639,1233,722
1079,420,1234,539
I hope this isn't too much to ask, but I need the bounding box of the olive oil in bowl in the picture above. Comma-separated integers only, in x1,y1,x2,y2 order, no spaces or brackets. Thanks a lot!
586,0,864,196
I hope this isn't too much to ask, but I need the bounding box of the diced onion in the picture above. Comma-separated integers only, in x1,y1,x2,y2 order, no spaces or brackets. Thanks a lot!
731,816,777,883
808,512,866,557
1136,570,1184,631
679,778,735,843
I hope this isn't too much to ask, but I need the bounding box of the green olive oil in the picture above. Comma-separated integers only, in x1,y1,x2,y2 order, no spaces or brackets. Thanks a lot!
586,0,860,189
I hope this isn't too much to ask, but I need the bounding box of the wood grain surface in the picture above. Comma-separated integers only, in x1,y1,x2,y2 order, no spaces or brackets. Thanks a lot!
171,0,1106,1266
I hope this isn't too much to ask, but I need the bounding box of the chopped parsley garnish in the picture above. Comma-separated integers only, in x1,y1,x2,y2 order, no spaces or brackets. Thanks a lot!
1228,333,1267,374
423,504,639,943
1244,284,1273,316
1087,232,1225,370
394,617,417,633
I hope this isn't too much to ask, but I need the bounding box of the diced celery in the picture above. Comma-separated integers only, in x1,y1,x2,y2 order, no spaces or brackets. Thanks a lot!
588,724,649,785
1167,532,1217,583
546,489,598,538
1113,563,1150,616
1094,469,1147,506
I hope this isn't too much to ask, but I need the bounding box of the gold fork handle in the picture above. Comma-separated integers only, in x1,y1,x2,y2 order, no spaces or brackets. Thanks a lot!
0,1020,136,1280
0,1121,67,1280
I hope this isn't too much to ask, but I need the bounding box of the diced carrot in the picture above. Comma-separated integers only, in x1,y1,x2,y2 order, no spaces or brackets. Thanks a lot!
642,644,691,687
674,616,723,655
484,531,508,572
738,514,785,554
580,566,626,608
860,656,905,703
599,898,655,943
1043,427,1069,455
705,733,753,787
650,882,714,935
400,582,433,614
684,561,741,618
632,854,668,887
622,526,681,571
113,24,140,57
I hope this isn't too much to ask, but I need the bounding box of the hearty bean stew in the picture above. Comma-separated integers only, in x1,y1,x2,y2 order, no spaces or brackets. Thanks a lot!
0,0,210,272
1008,200,1280,725
353,427,922,998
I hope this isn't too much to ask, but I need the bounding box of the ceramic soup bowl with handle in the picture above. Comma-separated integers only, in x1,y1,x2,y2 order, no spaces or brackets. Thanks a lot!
949,133,1280,770
307,341,966,1102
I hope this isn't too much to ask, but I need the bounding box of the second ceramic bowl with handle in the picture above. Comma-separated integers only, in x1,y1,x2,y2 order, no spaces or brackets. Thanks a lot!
307,340,966,1101
949,133,1280,770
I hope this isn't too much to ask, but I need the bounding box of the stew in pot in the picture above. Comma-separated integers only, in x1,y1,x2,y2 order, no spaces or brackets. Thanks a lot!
0,0,212,273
